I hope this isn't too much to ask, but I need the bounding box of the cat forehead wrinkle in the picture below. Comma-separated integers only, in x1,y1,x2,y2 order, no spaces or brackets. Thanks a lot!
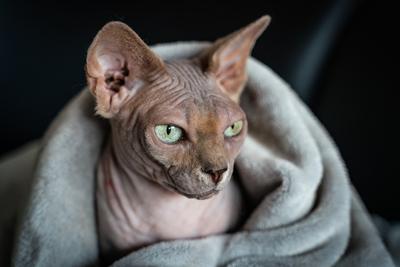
146,103,189,126
165,60,212,95
139,59,244,136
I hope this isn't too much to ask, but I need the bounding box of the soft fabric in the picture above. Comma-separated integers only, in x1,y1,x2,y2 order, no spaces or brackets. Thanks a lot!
373,216,400,266
0,42,395,267
0,142,39,267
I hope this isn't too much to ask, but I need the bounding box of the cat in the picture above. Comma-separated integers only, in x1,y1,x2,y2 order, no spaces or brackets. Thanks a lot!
85,15,270,262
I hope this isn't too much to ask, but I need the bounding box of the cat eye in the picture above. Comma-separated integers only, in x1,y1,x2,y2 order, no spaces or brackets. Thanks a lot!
155,124,183,144
224,120,243,138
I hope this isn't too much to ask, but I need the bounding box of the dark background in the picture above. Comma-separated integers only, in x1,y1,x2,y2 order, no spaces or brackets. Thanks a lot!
0,0,398,220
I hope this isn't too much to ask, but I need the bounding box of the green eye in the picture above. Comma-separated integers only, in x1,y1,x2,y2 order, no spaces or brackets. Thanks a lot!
155,124,183,144
224,120,243,137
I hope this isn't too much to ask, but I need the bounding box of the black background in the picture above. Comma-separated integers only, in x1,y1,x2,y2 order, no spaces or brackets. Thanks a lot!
0,0,398,220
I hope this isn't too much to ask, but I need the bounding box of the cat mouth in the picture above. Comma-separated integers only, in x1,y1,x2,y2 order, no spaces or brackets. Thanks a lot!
163,183,220,200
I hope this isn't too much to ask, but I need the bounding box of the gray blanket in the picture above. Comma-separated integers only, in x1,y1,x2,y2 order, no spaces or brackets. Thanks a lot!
0,42,395,267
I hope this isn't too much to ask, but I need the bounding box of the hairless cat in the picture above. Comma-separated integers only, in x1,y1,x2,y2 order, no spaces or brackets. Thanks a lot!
85,15,270,262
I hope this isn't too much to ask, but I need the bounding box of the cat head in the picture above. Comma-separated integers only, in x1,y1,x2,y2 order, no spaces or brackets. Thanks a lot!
86,16,270,199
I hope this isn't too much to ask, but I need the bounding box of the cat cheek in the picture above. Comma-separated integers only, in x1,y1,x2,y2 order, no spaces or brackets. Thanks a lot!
226,140,245,160
149,144,186,170
225,137,244,150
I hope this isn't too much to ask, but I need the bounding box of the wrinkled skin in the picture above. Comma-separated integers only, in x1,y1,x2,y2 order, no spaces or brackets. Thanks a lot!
86,16,270,261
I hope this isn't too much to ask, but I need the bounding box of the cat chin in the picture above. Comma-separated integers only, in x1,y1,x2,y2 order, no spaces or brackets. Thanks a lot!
162,182,220,200
181,189,220,200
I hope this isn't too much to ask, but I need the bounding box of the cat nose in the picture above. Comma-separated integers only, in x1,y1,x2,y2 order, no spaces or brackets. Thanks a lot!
202,167,228,184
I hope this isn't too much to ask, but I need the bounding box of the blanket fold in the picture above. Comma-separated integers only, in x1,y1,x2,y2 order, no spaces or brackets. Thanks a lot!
0,42,395,267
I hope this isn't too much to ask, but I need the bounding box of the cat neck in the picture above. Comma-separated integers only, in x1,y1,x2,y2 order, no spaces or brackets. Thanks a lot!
96,136,242,259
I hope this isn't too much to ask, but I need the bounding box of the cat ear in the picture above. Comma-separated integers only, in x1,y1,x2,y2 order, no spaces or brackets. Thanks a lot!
200,15,270,102
86,21,164,118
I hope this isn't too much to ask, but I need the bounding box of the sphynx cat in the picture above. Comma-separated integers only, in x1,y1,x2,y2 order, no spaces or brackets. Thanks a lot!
85,15,270,262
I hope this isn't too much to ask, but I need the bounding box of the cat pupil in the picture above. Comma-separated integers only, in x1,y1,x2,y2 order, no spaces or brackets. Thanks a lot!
166,125,172,135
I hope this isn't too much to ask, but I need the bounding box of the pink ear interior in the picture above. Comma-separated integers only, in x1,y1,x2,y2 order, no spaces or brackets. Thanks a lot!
85,21,164,117
97,53,125,72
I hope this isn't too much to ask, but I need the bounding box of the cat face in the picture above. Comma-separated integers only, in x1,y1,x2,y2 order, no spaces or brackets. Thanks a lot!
86,16,270,199
138,61,247,199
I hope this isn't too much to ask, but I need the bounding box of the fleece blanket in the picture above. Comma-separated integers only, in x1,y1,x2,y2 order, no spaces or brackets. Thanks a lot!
0,42,395,267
